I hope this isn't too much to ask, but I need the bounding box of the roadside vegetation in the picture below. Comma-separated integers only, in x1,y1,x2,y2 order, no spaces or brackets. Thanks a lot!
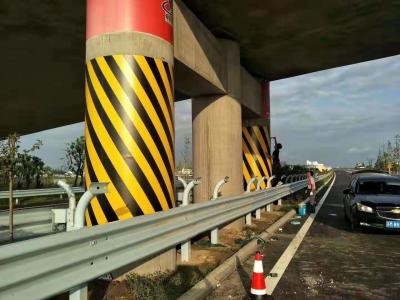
0,134,86,210
374,134,400,174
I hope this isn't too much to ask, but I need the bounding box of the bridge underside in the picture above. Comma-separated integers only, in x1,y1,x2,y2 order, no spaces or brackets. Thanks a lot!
0,0,399,136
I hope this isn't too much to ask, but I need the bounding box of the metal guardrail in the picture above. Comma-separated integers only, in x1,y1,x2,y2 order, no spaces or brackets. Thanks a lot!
0,187,85,200
0,173,332,300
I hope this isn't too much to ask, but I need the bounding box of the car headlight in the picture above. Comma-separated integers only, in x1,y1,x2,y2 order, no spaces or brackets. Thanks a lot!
356,203,374,213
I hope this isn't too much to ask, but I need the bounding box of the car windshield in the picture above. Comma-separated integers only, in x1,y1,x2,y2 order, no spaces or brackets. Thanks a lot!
357,180,400,195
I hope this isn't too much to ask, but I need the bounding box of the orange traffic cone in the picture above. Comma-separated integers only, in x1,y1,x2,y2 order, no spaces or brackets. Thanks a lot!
250,251,267,299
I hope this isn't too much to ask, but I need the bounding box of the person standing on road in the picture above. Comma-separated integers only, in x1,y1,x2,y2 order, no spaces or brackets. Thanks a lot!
307,170,316,213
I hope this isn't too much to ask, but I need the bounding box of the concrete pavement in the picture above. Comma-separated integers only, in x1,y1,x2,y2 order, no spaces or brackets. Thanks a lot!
208,171,400,299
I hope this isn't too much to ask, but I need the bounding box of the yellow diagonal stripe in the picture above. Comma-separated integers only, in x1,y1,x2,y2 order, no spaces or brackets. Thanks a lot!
88,62,169,211
261,126,271,150
85,122,133,220
253,126,272,175
113,55,174,173
242,141,266,189
243,128,269,178
243,162,255,191
86,82,155,215
85,211,92,227
155,58,174,115
84,159,108,225
95,57,174,204
134,56,174,143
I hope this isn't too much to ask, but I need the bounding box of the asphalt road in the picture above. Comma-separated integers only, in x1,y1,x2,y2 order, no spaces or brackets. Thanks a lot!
209,171,400,299
273,170,400,299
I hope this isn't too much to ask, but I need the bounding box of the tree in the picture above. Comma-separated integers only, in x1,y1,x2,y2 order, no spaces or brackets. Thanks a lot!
64,136,85,186
0,133,20,241
180,136,191,169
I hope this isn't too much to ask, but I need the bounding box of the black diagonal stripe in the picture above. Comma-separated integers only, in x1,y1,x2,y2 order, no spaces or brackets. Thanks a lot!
104,56,175,180
91,59,174,209
92,61,175,208
242,159,252,190
86,111,145,216
145,57,174,123
243,131,267,178
249,127,271,177
259,126,271,156
87,203,98,226
86,71,164,213
127,56,174,150
243,143,257,180
163,61,174,93
86,149,119,222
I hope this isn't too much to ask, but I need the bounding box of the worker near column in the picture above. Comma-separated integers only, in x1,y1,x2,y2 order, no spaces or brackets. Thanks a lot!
307,170,316,213
271,137,283,185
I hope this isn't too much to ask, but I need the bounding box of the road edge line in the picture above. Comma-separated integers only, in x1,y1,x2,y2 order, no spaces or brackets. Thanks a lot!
266,172,337,295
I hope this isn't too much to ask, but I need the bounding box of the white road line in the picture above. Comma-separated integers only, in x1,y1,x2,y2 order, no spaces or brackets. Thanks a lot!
265,173,337,295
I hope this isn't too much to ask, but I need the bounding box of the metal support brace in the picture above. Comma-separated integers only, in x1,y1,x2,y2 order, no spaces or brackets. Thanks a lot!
182,178,201,206
181,178,201,262
211,177,229,245
246,177,258,193
265,175,276,212
255,176,268,219
177,177,188,189
69,182,109,300
57,180,77,231
176,177,188,206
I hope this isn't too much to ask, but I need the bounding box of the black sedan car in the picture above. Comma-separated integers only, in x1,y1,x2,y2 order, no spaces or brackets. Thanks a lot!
343,173,400,231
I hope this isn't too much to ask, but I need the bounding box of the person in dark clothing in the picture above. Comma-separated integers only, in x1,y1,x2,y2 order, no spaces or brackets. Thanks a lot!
271,137,283,186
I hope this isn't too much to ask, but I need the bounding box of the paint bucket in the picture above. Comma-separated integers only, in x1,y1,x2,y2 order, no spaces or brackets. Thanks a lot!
298,203,307,216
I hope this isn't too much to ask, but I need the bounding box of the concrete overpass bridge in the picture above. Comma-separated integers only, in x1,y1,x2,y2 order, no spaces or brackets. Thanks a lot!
0,1,400,296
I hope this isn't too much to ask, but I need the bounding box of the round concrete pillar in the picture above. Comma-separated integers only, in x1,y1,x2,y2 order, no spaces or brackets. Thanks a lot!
192,95,244,227
85,0,175,272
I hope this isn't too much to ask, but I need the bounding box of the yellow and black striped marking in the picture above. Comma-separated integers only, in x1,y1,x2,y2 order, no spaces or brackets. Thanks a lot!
242,126,272,191
84,54,175,226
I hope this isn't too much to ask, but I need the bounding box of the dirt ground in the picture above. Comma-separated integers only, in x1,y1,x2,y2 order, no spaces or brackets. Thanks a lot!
90,208,287,300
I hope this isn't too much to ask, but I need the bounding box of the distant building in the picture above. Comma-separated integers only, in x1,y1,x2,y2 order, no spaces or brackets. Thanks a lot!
305,160,332,172
355,162,366,169
176,168,193,178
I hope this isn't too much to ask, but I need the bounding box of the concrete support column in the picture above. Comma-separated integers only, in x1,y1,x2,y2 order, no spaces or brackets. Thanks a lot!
242,81,272,191
192,95,244,226
85,0,176,273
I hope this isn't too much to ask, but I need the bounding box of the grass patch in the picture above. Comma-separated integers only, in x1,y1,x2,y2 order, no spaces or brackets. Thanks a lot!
126,265,210,300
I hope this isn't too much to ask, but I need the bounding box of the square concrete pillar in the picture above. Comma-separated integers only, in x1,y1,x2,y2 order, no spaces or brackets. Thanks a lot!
192,95,244,228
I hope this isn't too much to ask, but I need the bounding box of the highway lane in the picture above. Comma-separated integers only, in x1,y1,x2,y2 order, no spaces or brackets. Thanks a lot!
208,171,400,299
273,170,400,299
0,204,66,244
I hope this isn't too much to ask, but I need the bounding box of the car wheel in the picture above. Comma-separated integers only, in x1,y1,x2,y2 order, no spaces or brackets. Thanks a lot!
343,204,349,220
350,215,359,232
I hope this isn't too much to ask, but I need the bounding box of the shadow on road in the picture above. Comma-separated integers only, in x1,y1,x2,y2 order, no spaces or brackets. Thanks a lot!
235,256,251,299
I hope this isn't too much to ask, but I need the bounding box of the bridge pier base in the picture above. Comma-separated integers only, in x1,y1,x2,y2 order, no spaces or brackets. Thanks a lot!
84,0,176,276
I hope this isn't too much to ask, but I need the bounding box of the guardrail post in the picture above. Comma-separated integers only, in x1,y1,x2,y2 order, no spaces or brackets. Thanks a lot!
69,182,109,300
211,177,229,245
181,178,201,262
245,177,258,225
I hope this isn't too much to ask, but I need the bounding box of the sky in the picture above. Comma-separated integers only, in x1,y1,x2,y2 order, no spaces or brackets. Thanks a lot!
20,55,400,169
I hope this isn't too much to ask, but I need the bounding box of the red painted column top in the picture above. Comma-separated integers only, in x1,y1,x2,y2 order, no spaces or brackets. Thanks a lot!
262,80,270,121
86,0,173,44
